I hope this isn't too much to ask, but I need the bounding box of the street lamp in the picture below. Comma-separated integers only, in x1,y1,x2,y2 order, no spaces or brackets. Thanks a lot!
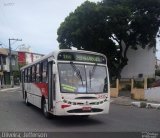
9,38,22,87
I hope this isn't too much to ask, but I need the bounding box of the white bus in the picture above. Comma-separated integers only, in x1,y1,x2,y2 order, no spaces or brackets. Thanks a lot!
20,49,110,118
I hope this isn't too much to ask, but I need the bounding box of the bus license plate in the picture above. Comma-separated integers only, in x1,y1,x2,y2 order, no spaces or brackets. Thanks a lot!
82,107,91,111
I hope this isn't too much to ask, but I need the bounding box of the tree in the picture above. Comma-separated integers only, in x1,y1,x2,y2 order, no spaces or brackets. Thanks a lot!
57,0,160,78
103,0,160,77
57,1,119,77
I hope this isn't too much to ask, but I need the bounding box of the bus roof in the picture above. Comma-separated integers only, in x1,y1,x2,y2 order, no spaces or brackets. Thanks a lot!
20,49,107,70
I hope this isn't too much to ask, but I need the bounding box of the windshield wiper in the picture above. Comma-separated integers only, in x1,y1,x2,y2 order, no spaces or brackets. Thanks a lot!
89,63,97,88
70,62,83,86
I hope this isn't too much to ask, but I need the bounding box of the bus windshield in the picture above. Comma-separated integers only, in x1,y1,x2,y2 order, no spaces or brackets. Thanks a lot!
58,63,108,93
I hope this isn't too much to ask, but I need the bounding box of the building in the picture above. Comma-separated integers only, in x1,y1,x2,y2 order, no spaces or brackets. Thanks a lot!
121,47,156,79
0,47,44,86
17,45,44,66
18,51,44,65
0,48,19,86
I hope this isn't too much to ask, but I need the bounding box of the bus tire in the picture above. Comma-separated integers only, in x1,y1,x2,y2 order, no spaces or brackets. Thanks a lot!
25,92,30,106
42,99,52,119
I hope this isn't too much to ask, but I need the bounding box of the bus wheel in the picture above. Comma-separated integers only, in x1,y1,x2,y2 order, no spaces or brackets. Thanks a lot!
25,93,30,106
42,99,52,119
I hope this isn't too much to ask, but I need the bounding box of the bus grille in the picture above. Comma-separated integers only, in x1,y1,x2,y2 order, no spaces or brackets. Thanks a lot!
67,108,103,113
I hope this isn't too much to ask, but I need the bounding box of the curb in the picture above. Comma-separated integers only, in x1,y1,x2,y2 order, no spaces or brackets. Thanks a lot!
131,101,160,109
111,101,132,106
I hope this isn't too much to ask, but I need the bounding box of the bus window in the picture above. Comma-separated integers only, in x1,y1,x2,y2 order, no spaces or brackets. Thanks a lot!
32,66,36,82
28,68,31,83
39,62,42,82
42,61,48,82
24,69,28,83
36,64,40,82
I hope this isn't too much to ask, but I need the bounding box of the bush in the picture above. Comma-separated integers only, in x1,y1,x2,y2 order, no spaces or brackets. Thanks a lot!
121,84,131,91
147,78,155,88
155,70,160,76
110,80,116,88
140,102,147,108
125,84,131,90
134,81,144,88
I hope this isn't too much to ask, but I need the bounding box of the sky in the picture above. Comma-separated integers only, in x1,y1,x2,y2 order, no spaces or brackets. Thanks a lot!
0,0,160,58
0,0,101,54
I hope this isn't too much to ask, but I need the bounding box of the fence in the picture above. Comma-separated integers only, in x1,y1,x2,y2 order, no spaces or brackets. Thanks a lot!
145,87,160,102
110,78,148,100
110,79,119,98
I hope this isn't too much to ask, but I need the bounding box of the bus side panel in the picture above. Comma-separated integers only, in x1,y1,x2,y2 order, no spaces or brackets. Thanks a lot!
33,82,48,108
30,83,42,108
25,83,34,104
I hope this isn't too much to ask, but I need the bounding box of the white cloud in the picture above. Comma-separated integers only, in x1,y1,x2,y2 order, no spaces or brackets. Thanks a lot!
0,0,100,54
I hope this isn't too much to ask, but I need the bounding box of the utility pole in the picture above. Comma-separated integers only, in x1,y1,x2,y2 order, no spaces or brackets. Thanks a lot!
9,38,22,87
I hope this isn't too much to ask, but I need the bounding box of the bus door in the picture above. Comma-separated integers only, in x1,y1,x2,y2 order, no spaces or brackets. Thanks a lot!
47,61,55,112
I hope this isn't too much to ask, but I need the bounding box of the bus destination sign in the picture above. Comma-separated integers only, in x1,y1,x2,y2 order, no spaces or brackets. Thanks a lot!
58,52,106,64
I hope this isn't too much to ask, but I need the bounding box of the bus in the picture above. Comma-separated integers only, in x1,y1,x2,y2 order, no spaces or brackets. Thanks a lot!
20,49,110,118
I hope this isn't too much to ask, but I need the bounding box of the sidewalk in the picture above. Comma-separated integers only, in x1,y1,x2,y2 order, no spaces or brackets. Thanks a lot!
111,96,135,106
0,85,20,92
111,96,160,109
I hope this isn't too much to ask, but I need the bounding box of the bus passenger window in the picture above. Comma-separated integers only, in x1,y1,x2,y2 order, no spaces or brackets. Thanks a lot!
36,64,40,82
42,61,47,82
27,68,31,82
28,68,31,83
24,69,27,83
32,66,36,82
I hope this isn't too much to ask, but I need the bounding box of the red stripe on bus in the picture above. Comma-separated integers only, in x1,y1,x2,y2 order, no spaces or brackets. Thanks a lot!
34,82,48,97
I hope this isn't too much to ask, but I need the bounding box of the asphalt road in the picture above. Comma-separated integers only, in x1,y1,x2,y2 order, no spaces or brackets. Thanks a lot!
0,88,159,132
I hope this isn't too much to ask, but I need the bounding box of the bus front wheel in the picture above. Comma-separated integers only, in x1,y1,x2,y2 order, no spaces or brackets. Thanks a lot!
42,99,52,119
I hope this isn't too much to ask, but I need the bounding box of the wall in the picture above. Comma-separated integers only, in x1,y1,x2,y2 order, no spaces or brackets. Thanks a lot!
25,53,43,64
25,53,32,64
18,52,26,64
131,89,144,100
110,79,119,98
5,57,10,72
121,47,155,78
33,54,43,62
145,87,160,102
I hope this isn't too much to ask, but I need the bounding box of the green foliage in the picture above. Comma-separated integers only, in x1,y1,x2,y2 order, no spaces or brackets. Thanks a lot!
110,79,116,88
140,102,147,108
13,71,20,85
19,63,26,69
13,71,20,78
121,84,131,91
134,81,144,88
155,70,160,76
147,78,155,88
57,0,160,78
